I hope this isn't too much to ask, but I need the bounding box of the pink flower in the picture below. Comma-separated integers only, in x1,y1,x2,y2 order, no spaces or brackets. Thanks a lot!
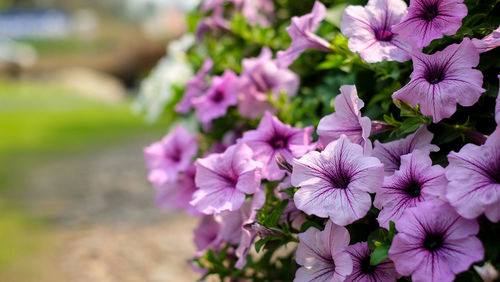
192,70,239,124
154,164,201,216
373,125,439,175
374,150,447,228
317,85,372,152
241,112,315,181
496,75,500,125
238,47,299,119
196,0,233,41
295,221,353,281
241,0,274,27
292,135,384,226
194,215,222,256
144,126,198,185
392,38,485,123
392,0,467,48
276,1,331,69
191,142,261,214
176,58,213,114
445,130,500,222
341,0,411,63
235,187,266,269
389,201,484,282
472,25,500,53
345,242,398,282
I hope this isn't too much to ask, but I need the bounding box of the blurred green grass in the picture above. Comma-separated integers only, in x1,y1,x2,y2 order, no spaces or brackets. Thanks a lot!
0,80,170,280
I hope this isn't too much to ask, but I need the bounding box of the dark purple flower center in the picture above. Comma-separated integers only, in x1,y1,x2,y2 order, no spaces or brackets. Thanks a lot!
424,64,446,84
211,89,225,103
405,180,422,198
269,135,288,149
420,1,440,21
375,29,393,42
167,147,182,162
360,256,376,274
423,233,443,252
249,71,273,93
328,170,351,189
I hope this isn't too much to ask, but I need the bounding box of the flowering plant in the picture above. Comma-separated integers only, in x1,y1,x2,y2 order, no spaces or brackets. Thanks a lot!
141,0,500,281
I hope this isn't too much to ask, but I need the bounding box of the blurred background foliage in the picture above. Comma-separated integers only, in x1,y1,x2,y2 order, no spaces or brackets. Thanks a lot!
0,0,191,281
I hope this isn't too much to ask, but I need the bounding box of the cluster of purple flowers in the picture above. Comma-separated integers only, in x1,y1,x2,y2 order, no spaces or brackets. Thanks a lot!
143,0,500,281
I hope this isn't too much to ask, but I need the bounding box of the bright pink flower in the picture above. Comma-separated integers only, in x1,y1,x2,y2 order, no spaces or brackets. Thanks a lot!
345,242,398,282
341,0,411,63
389,201,484,282
192,70,239,124
317,85,372,152
295,221,353,282
154,164,201,216
392,38,485,123
241,112,314,181
472,25,500,53
238,47,299,119
445,130,500,222
292,135,384,226
235,187,266,269
176,58,213,114
144,126,198,185
392,0,467,48
374,150,447,228
276,1,331,69
191,142,261,214
373,125,439,175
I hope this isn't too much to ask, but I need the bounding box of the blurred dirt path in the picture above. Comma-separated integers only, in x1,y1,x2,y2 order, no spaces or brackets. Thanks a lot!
19,136,199,282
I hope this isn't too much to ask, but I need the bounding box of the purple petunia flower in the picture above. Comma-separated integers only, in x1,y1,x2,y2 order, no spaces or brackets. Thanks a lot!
144,126,198,185
341,0,411,63
194,215,222,256
389,201,484,282
345,242,399,282
295,221,353,282
235,187,266,269
373,125,439,175
292,135,384,226
317,85,373,152
392,0,468,48
191,142,261,214
154,164,201,216
176,58,213,114
496,75,500,125
374,150,447,228
472,25,500,53
238,47,299,119
445,130,500,222
392,38,486,123
192,70,239,125
241,0,274,27
241,112,315,181
276,1,331,69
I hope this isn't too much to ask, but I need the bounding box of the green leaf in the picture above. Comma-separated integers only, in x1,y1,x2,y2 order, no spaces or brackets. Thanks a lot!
254,237,271,253
370,244,390,265
262,199,289,227
388,221,398,240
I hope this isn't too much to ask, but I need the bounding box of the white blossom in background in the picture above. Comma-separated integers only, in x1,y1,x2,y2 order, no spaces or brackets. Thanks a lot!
133,34,195,122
